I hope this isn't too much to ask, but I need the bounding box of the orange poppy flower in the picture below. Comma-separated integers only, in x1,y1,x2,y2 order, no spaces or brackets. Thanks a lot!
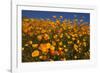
40,43,49,53
32,50,39,57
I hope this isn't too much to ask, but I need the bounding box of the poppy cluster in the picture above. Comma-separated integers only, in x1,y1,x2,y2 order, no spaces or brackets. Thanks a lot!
22,15,90,62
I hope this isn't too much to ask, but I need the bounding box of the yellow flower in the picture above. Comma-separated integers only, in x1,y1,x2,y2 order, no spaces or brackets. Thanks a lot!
79,42,82,46
59,33,63,38
58,47,63,51
50,45,55,51
32,50,39,57
37,35,42,41
53,34,58,39
59,42,63,46
46,43,51,49
25,44,28,46
44,34,50,40
64,49,68,52
52,41,56,46
77,40,80,44
71,34,75,38
83,32,87,35
68,26,71,30
48,29,51,33
68,41,72,44
56,20,60,25
67,35,70,39
72,38,75,41
32,44,38,48
41,29,46,33
62,24,67,30
74,34,78,37
28,40,32,45
65,33,68,36
51,22,55,25
63,45,66,48
83,42,87,47
74,44,78,52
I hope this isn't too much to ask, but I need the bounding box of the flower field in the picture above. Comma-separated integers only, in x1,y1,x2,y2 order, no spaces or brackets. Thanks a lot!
22,15,90,62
